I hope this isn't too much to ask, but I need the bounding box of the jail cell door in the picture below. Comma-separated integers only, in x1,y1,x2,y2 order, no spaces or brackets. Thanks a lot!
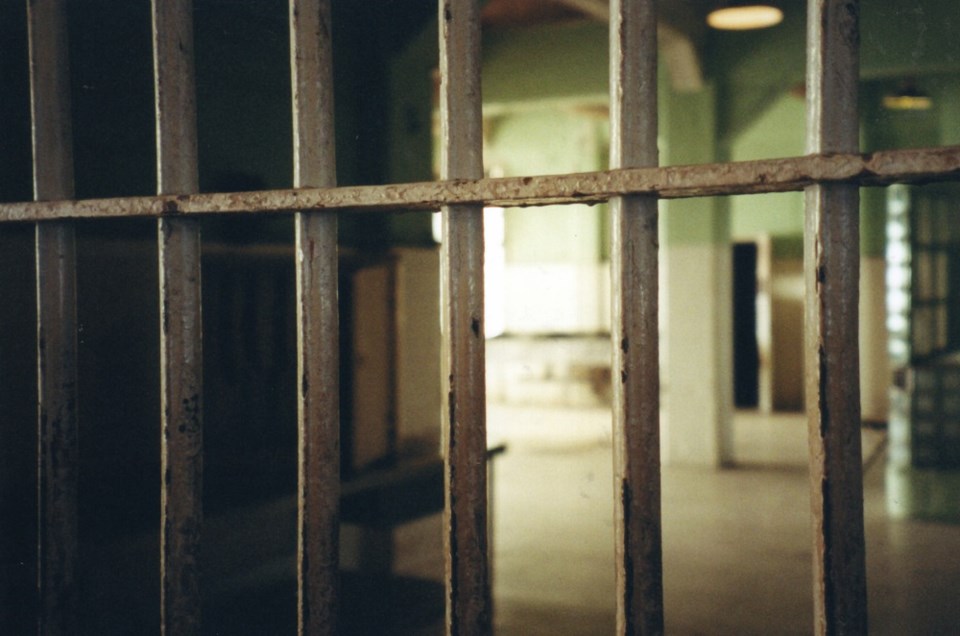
887,183,960,519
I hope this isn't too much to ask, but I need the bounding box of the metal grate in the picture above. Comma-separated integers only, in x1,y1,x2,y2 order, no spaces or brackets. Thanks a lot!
6,0,960,634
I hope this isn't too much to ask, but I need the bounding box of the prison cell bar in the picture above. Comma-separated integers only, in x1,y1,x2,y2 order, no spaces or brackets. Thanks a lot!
28,1,79,633
8,5,960,635
804,1,868,633
290,0,341,633
439,0,491,633
609,0,663,633
152,1,204,633
1,146,958,224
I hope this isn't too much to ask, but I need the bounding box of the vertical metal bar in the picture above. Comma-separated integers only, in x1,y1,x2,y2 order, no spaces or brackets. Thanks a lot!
439,0,490,633
804,1,867,634
28,1,78,633
152,1,203,633
609,1,662,634
290,1,339,633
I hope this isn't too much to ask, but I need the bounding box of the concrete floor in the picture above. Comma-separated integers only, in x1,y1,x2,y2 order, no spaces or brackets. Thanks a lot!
186,403,960,634
465,405,960,635
22,401,957,634
104,402,957,634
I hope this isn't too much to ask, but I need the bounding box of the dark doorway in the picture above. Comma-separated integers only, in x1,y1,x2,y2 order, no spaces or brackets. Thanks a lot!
733,242,760,408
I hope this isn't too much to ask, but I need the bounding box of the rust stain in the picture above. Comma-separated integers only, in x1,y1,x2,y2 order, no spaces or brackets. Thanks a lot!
819,345,829,439
299,549,311,622
448,388,456,436
2,147,959,222
842,1,860,48
819,476,835,632
447,486,460,635
621,478,636,635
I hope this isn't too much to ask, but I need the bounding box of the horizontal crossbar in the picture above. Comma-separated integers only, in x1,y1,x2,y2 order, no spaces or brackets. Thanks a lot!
3,145,958,223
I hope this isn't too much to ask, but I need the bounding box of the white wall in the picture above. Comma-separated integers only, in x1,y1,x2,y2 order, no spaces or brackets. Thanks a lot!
660,240,733,466
502,262,610,334
485,108,610,336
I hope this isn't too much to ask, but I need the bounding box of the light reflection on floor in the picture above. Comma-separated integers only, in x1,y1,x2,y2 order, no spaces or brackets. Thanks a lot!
484,405,960,635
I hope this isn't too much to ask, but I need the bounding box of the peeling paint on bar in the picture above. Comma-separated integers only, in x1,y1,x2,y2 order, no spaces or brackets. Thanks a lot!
28,1,80,632
0,146,958,223
609,0,663,634
153,0,204,633
439,0,491,633
290,0,340,634
804,1,868,634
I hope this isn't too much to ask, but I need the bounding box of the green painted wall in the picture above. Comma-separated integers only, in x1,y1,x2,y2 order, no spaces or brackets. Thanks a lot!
483,21,609,108
485,108,608,263
861,1,960,78
482,22,616,262
712,0,960,142
708,5,805,144
660,83,724,246
481,19,725,248
384,0,960,250
728,94,805,241
724,73,960,258
941,82,960,145
710,0,960,258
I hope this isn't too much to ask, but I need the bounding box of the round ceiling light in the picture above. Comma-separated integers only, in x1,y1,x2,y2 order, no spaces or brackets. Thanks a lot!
707,5,784,30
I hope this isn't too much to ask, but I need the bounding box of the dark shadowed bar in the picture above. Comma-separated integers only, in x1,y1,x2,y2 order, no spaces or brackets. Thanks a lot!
609,0,663,634
804,1,868,634
152,0,203,633
28,1,79,633
438,0,491,633
289,0,340,633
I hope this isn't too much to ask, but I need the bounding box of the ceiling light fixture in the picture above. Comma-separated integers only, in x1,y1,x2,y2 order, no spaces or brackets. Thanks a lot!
707,3,784,30
883,82,933,111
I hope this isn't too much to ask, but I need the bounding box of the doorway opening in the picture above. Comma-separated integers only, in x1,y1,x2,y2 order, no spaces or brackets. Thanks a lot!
733,241,760,409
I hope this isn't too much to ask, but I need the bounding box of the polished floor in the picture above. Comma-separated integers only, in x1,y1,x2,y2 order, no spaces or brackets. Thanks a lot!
29,403,959,633
396,405,960,635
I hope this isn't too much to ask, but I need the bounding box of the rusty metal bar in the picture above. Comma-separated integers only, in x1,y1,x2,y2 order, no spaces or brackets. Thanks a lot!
1,145,958,223
152,0,203,633
439,0,490,633
28,1,79,633
804,1,868,634
609,0,662,633
290,0,340,633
